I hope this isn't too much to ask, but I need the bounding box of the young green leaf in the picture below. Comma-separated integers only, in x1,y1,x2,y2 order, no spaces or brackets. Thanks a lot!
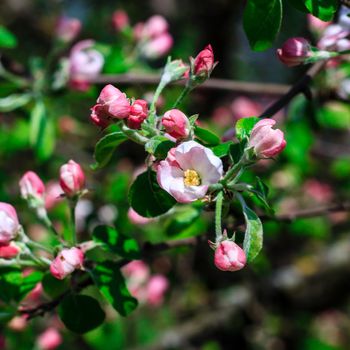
58,294,106,333
0,26,17,49
92,225,140,259
92,131,128,170
304,0,337,21
91,261,138,317
145,136,174,159
128,170,176,218
243,0,283,51
212,141,233,158
0,93,31,112
194,126,220,145
42,273,69,299
235,117,260,141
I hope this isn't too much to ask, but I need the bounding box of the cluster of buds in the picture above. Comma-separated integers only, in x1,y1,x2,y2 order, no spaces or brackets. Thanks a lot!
90,84,149,129
50,247,84,280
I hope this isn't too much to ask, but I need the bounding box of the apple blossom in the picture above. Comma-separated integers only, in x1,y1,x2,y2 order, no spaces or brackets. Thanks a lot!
142,15,169,38
231,97,261,121
0,202,19,244
112,10,129,32
69,40,104,91
318,25,350,51
193,44,215,77
45,182,63,210
277,37,312,67
55,16,81,43
50,247,84,280
0,242,20,259
146,275,169,306
59,160,86,197
307,14,329,34
161,109,190,140
37,328,62,350
141,33,173,59
127,99,148,129
19,171,45,202
157,141,223,203
214,240,246,272
248,119,286,158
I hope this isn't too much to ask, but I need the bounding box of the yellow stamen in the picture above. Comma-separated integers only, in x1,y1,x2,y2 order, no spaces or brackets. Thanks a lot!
183,169,201,186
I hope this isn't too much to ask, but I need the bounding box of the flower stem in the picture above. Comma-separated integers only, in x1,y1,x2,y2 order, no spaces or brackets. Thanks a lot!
121,124,149,145
68,200,77,246
215,191,224,243
221,157,245,185
172,85,192,109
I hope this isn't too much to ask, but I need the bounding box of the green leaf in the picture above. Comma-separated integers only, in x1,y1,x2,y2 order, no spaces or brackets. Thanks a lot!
212,141,233,158
145,136,174,159
286,0,309,13
92,225,140,259
240,201,263,262
316,102,350,129
229,140,247,164
243,0,282,51
42,273,69,299
304,0,337,21
58,294,105,333
92,131,128,170
235,117,260,141
194,126,220,145
247,177,274,215
128,170,176,218
19,271,43,300
0,93,31,112
91,261,138,317
0,26,17,48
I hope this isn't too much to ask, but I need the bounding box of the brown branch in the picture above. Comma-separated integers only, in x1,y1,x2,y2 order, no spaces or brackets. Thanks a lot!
88,73,290,96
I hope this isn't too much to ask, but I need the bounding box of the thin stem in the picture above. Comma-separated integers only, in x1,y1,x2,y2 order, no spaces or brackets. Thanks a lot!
227,167,246,187
215,191,224,243
172,85,192,109
37,207,60,237
69,200,77,246
221,157,246,185
121,124,149,145
17,227,53,254
149,80,167,117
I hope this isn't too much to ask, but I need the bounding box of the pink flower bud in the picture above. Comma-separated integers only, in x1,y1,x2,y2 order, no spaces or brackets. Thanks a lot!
19,171,45,201
141,33,173,59
0,203,19,244
127,99,148,129
50,247,84,280
45,182,64,210
248,119,286,158
90,104,111,129
92,84,131,121
37,328,62,350
277,37,311,67
193,44,215,76
146,275,169,306
161,109,190,140
59,160,85,197
214,240,246,272
142,15,168,38
112,10,129,32
0,242,20,259
56,16,81,43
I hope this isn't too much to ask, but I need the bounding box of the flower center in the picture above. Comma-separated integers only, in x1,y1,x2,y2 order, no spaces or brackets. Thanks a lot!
183,169,201,186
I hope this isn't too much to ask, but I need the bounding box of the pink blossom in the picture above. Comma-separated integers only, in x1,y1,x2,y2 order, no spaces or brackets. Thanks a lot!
157,141,223,203
277,37,311,67
26,282,43,301
0,203,19,244
112,10,129,32
91,84,131,125
19,171,45,201
231,97,262,121
318,24,350,51
127,99,148,129
146,275,169,306
141,32,173,59
133,22,145,41
304,179,333,203
45,182,63,210
0,242,20,259
69,40,104,91
142,15,169,38
161,109,190,140
248,119,286,158
214,240,246,272
307,14,330,34
128,208,152,225
59,160,85,197
50,247,84,280
123,260,150,298
8,315,28,331
56,16,81,43
193,44,215,76
37,328,62,350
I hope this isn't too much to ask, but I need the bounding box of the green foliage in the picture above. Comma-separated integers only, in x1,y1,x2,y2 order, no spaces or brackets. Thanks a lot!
303,0,338,21
92,225,141,259
0,93,31,112
212,141,233,158
91,261,138,317
194,126,220,145
0,26,17,48
41,273,69,299
145,136,174,159
235,117,260,141
128,170,177,218
229,140,247,164
243,0,282,51
247,177,274,215
316,102,350,129
92,131,128,170
58,294,106,333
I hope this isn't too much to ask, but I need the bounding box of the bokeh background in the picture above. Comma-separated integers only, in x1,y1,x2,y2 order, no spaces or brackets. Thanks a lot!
0,0,350,349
